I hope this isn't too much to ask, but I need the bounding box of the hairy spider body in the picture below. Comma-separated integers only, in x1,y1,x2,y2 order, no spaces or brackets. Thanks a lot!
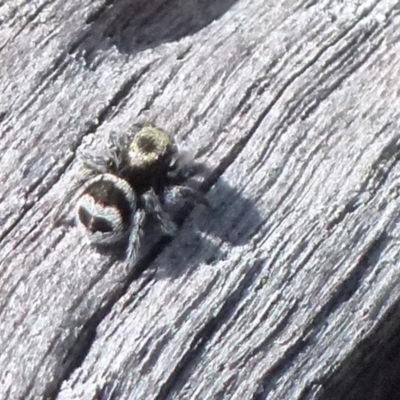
73,125,206,266
75,173,137,245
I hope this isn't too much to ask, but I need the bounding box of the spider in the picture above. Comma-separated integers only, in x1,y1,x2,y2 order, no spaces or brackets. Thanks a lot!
72,125,208,265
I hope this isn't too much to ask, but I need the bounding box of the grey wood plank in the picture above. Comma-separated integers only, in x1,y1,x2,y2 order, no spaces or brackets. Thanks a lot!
1,0,400,399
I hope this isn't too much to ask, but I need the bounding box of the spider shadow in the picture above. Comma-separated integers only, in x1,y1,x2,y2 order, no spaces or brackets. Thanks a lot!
94,173,261,279
72,0,238,65
148,175,262,279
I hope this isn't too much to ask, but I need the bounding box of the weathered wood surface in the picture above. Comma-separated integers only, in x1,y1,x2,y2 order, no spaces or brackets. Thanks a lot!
1,0,400,399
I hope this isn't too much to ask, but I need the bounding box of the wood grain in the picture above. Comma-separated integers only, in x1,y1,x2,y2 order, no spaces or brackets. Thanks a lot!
1,0,400,399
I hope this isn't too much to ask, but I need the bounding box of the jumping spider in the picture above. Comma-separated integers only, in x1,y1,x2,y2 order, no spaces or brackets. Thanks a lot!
72,125,208,266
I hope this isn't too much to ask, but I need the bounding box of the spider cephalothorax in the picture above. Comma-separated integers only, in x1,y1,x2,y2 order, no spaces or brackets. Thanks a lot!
73,125,207,265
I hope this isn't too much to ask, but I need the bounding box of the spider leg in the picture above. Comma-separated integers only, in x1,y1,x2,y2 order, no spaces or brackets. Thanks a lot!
167,147,209,184
80,151,110,174
109,130,128,155
141,189,177,236
82,131,128,174
164,185,210,208
109,124,142,151
125,208,146,268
